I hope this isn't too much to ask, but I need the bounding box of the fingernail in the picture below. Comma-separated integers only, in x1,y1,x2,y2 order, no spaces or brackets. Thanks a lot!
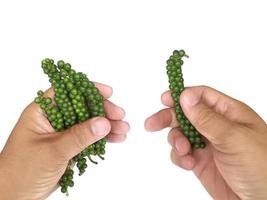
91,117,110,136
182,90,200,107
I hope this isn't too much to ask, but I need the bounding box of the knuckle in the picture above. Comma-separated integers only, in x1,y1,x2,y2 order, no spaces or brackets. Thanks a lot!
168,127,187,147
196,85,210,93
168,128,178,146
198,85,209,89
194,108,216,131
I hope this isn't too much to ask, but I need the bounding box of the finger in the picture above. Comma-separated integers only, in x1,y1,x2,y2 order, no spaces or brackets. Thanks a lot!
42,88,55,98
145,108,178,132
170,149,195,170
104,100,125,120
54,117,111,159
168,128,191,156
40,82,113,100
41,87,124,121
34,85,119,118
107,133,127,143
94,82,113,99
180,87,240,145
162,86,261,126
181,86,261,125
167,127,182,145
161,90,174,107
110,120,130,135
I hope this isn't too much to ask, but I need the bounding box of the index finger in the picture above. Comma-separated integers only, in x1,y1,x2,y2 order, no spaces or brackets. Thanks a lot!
145,108,179,132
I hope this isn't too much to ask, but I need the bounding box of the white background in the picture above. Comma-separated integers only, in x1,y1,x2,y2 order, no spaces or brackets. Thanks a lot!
0,0,266,199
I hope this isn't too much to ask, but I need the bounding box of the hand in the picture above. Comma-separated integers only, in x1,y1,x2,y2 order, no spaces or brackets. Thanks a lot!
0,82,130,200
145,86,267,200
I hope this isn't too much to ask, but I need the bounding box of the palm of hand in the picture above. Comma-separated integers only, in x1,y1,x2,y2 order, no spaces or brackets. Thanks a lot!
1,103,65,199
0,83,129,199
191,143,240,200
145,87,267,200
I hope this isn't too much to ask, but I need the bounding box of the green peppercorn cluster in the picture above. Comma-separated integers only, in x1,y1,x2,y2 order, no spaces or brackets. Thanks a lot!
34,58,107,194
166,50,205,149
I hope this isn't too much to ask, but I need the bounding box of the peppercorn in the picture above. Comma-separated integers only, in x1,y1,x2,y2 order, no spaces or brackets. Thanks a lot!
35,58,107,194
166,50,205,149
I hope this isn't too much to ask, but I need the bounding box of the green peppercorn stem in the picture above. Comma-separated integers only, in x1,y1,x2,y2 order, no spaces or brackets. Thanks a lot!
166,50,205,149
35,58,107,194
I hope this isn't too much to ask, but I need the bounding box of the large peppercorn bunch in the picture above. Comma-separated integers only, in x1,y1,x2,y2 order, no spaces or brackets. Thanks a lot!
166,50,205,149
34,58,107,194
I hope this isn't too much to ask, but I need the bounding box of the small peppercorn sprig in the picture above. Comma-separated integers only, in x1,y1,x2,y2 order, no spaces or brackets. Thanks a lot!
34,58,107,194
166,50,205,149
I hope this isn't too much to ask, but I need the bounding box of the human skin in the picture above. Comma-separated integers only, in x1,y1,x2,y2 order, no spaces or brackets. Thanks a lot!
145,86,267,200
0,82,130,200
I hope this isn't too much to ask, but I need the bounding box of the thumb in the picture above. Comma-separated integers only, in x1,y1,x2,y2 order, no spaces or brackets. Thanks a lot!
180,86,239,145
55,117,111,159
